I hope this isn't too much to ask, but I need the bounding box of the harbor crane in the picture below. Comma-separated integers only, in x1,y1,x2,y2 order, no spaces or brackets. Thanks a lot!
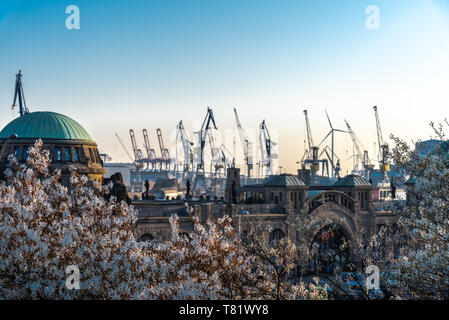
142,129,158,170
192,107,223,194
197,107,221,174
300,109,329,177
233,108,253,180
129,129,145,168
11,70,29,116
175,120,194,179
258,120,277,177
156,128,171,171
373,106,389,172
344,120,374,177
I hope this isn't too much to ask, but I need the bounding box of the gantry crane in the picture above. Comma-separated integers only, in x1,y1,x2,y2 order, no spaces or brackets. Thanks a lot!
129,129,145,168
373,106,389,172
142,129,158,170
11,70,29,117
156,128,171,171
233,108,253,180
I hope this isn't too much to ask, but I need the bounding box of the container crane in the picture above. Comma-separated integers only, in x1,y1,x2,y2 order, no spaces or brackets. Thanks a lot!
142,129,158,170
373,106,389,172
129,129,144,168
11,70,29,117
233,108,253,180
156,128,171,171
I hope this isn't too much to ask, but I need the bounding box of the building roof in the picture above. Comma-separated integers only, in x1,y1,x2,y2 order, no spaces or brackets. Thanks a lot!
307,190,326,199
264,174,306,187
0,111,93,141
333,174,371,188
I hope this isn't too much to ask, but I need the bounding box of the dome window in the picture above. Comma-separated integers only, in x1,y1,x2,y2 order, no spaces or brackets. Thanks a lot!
23,147,30,161
13,146,20,159
73,148,80,161
64,147,71,161
55,147,62,161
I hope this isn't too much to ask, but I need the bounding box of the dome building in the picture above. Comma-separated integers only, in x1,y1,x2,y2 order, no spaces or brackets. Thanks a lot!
0,111,106,185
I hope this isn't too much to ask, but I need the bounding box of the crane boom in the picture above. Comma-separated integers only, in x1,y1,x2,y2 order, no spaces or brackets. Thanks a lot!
115,133,134,163
373,106,389,169
304,110,314,151
373,106,384,147
233,108,253,178
344,120,364,160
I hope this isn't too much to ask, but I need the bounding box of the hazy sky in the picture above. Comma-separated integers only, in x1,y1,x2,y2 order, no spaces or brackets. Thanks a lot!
1,0,448,175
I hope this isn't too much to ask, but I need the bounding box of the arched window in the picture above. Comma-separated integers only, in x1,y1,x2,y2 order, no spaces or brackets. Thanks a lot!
23,147,30,161
138,234,154,242
269,229,285,244
55,147,62,161
13,146,20,159
73,148,80,161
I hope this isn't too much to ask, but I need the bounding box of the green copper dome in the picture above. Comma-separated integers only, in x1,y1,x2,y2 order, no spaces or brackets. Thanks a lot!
0,111,93,141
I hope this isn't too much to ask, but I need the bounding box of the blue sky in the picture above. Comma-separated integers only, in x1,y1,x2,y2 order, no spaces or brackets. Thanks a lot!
1,0,449,174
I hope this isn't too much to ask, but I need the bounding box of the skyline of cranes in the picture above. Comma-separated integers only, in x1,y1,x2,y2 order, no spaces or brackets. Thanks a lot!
111,105,391,187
